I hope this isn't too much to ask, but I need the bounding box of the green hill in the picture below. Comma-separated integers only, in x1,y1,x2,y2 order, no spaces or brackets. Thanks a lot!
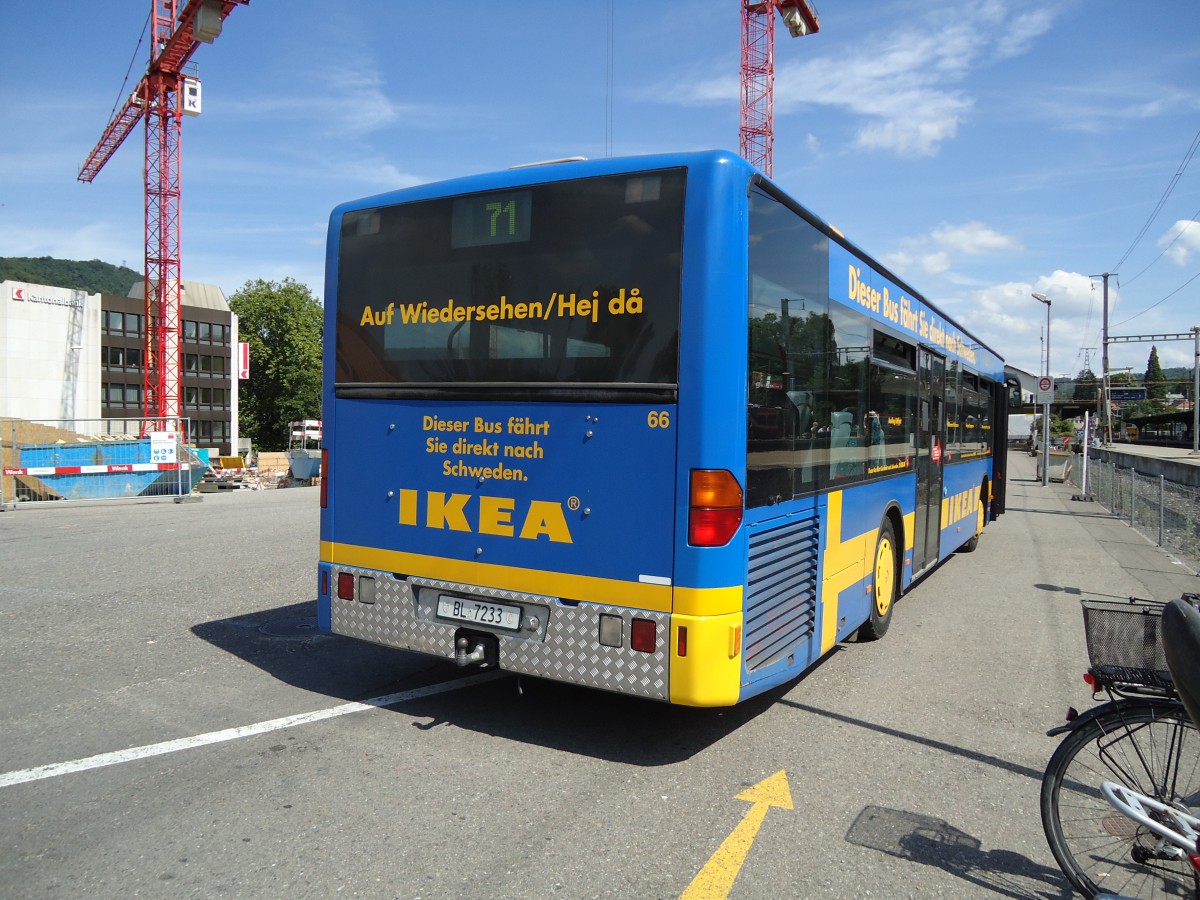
0,256,142,296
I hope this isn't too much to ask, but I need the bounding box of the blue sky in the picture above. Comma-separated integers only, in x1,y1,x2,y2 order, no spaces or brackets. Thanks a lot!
2,0,1199,379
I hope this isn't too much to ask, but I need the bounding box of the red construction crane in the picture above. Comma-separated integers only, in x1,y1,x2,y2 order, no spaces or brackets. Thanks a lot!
79,0,248,423
740,0,819,177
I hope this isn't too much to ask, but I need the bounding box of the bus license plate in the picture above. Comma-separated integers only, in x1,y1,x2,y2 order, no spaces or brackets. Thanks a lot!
436,595,521,631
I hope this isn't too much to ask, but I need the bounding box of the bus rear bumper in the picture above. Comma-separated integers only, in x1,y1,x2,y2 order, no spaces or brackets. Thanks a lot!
668,611,744,707
325,565,673,702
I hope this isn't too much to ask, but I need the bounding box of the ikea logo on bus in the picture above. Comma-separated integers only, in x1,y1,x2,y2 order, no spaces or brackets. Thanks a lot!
397,489,573,544
941,486,980,530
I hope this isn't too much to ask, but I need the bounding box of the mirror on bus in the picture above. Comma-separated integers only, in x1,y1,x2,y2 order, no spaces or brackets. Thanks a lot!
1006,376,1023,410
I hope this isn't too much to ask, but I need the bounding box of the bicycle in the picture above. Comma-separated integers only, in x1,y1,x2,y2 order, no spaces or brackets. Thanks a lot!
1040,594,1200,898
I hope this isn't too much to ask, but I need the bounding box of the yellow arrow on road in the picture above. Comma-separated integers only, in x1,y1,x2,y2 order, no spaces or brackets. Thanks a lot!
680,770,794,899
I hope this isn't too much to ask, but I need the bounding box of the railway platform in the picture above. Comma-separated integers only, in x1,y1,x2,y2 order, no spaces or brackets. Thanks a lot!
1091,441,1200,487
1004,448,1198,601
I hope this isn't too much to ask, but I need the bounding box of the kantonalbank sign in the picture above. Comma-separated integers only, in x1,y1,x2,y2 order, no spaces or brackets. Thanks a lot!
828,243,992,370
9,284,85,309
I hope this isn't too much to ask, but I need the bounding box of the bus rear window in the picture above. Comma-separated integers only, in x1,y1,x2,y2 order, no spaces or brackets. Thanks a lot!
335,169,685,389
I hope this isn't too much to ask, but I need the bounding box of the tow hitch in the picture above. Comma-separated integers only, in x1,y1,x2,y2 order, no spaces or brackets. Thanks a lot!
455,631,499,668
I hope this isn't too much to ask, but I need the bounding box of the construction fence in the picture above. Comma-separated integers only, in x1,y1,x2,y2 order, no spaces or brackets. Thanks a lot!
1066,451,1200,575
1,417,203,508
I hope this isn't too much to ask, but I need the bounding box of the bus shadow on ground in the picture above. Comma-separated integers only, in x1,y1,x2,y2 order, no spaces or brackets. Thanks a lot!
191,600,785,766
846,805,1072,899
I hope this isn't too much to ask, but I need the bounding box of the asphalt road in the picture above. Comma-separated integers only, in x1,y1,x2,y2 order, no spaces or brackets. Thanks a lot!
1,452,1195,899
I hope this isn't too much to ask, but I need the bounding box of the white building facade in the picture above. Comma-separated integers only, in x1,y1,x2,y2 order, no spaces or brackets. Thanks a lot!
1,280,102,422
2,278,239,456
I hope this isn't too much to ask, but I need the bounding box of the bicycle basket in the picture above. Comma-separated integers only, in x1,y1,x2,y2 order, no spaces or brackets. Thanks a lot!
1080,597,1172,689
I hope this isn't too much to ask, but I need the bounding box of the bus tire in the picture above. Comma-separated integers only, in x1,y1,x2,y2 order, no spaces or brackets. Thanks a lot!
959,488,986,553
858,518,897,641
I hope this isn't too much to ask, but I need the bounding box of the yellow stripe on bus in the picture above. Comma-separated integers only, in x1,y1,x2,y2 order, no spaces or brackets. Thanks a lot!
819,491,876,654
321,540,737,615
674,584,744,617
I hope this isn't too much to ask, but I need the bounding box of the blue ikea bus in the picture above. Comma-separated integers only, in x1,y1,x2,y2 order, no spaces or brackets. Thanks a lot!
317,150,1011,706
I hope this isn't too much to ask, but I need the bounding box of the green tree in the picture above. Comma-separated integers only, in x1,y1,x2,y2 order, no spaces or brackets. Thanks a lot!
1143,346,1167,402
0,255,142,295
1109,370,1138,386
1072,368,1098,402
1123,399,1157,419
229,278,323,451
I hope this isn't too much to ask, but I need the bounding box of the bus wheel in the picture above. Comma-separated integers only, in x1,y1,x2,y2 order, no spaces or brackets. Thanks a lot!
858,519,897,641
960,490,986,553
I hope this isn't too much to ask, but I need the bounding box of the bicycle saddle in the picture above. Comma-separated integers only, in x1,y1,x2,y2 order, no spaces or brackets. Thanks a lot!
1162,597,1200,731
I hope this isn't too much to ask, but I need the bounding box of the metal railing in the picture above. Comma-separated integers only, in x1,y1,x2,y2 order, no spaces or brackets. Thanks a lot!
1067,452,1200,574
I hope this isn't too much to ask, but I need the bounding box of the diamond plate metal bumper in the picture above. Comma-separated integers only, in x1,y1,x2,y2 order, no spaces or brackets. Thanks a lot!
330,566,670,700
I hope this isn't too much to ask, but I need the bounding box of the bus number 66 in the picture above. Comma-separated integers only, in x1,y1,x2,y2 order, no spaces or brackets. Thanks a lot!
647,410,670,429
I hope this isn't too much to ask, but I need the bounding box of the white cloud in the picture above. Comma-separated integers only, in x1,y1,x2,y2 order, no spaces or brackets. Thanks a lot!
0,221,141,268
886,220,1021,283
995,8,1057,58
920,251,952,275
677,2,1057,157
952,271,1106,375
325,156,425,190
320,63,402,136
776,2,1056,156
882,251,914,272
931,221,1023,255
1159,219,1200,265
224,58,433,140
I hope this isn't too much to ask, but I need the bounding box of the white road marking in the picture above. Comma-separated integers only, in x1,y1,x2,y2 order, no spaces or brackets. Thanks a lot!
0,670,505,788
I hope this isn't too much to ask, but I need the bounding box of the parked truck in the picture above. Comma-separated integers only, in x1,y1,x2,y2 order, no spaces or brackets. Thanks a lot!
1008,413,1035,450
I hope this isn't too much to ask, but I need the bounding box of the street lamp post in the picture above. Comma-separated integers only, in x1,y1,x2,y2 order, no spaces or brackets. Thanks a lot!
1033,292,1052,486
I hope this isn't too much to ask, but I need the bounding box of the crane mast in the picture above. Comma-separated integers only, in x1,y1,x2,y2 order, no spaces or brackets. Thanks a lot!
740,1,819,177
80,0,248,422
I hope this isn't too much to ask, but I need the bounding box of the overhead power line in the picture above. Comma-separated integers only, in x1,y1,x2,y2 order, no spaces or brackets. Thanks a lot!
1113,267,1200,328
1110,125,1200,273
1122,204,1200,289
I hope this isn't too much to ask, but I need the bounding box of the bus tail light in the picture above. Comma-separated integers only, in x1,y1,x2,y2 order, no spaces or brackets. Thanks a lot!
688,469,743,546
320,449,329,508
631,618,657,653
337,571,354,601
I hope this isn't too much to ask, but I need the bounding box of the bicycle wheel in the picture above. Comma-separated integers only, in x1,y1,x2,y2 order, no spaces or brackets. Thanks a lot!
1040,699,1200,898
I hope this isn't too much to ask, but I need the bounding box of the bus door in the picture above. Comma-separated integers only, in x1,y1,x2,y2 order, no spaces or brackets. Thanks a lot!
913,347,945,574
